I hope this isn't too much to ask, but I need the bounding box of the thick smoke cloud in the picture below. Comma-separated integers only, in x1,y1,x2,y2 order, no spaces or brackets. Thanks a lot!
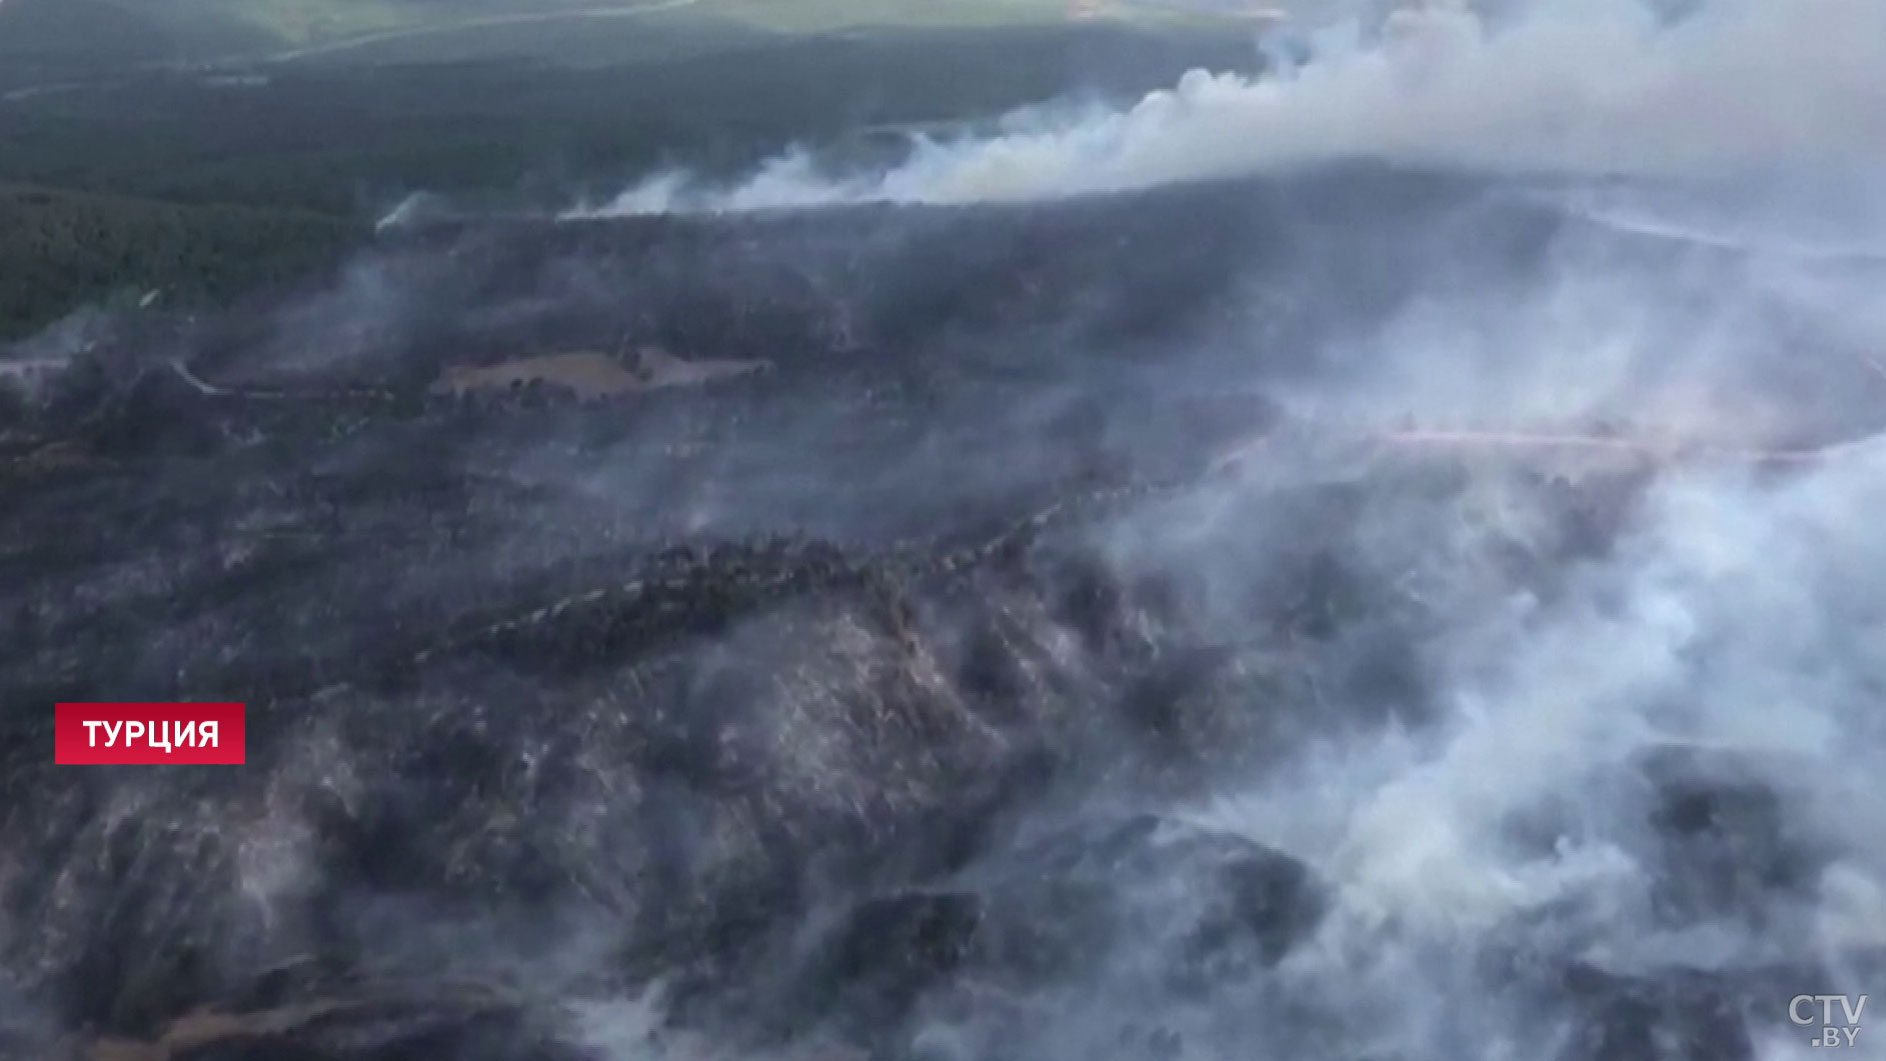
1171,446,1886,1060
573,0,1886,216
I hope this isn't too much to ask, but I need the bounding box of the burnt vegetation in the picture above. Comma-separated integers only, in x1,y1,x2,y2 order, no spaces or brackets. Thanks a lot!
6,3,1885,1054
4,164,1871,1060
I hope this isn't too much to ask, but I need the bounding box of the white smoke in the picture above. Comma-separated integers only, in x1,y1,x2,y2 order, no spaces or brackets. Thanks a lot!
571,0,1886,217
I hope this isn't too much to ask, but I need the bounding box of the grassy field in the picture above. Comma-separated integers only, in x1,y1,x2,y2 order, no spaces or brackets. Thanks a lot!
704,0,1278,34
206,0,1182,46
1,0,1262,70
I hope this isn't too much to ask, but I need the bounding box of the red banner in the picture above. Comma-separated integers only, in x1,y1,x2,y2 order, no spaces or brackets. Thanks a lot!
54,703,247,765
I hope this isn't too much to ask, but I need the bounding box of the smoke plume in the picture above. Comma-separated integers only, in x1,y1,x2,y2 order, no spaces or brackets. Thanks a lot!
573,0,1886,217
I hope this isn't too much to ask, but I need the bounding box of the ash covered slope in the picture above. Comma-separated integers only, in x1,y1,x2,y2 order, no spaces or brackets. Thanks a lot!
3,168,1886,1061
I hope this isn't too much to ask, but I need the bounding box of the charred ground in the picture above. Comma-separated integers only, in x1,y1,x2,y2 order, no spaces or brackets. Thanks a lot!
3,169,1883,1060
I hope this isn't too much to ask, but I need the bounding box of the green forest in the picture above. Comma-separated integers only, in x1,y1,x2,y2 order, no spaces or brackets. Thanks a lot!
0,0,1262,340
0,185,361,339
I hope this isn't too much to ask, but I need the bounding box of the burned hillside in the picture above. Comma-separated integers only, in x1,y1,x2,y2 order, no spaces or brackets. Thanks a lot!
3,167,1885,1061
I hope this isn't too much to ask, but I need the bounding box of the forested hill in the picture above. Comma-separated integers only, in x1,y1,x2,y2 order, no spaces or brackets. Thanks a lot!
0,185,361,341
0,12,1262,342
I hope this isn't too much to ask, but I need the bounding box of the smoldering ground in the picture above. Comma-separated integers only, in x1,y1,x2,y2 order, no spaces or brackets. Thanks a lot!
5,158,1884,1061
5,5,1886,1058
